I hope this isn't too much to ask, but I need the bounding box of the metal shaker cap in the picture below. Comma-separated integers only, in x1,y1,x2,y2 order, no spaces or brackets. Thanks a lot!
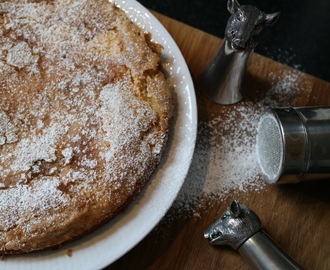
256,108,309,184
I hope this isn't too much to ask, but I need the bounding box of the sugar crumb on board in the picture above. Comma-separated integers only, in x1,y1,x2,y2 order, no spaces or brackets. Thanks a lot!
67,249,73,257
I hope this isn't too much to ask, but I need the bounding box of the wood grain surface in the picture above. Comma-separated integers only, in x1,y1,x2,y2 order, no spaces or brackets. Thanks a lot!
107,12,330,270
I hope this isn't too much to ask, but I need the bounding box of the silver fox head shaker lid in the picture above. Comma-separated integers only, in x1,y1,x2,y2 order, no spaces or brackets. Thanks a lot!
256,106,330,184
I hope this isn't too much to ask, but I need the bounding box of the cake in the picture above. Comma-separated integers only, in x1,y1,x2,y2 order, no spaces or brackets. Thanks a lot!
0,0,173,254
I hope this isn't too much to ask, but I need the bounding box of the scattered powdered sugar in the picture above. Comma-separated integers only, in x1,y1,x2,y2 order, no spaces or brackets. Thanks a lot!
11,123,66,173
61,147,73,165
0,110,18,146
173,102,265,216
261,69,313,107
201,106,264,195
6,41,39,72
170,68,313,217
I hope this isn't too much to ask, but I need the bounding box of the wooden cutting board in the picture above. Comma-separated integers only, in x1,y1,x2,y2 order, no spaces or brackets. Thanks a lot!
107,12,330,270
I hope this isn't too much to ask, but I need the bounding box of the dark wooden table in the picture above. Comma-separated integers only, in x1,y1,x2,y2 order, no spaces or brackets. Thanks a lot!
107,12,330,270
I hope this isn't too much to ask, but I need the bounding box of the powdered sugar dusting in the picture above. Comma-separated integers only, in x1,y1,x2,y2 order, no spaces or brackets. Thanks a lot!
201,105,264,195
11,123,65,173
0,177,68,230
262,69,313,107
170,68,313,217
173,102,265,216
0,110,18,146
6,41,39,71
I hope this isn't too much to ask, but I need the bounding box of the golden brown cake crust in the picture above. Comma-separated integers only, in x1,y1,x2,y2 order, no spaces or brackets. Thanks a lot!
0,0,173,254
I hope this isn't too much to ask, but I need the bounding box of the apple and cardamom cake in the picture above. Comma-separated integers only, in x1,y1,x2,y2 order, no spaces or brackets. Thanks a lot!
0,0,173,254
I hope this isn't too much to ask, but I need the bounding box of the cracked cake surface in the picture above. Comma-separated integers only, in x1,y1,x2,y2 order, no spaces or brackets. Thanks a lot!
0,0,173,253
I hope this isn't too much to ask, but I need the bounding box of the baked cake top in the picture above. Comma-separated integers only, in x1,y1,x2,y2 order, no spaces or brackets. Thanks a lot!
0,0,173,253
